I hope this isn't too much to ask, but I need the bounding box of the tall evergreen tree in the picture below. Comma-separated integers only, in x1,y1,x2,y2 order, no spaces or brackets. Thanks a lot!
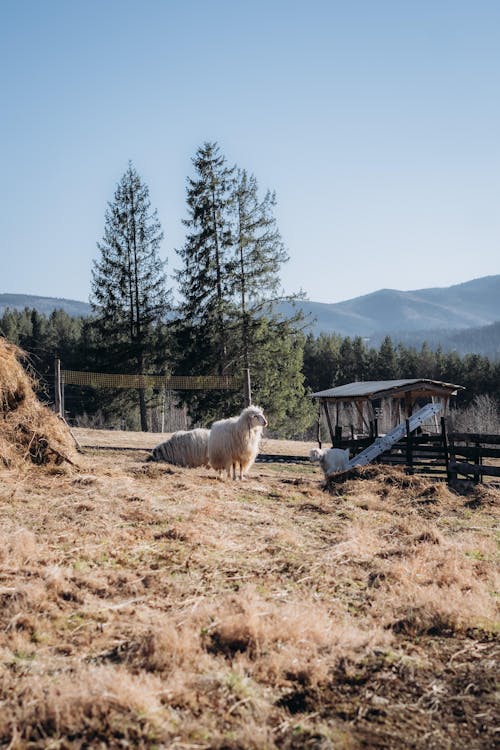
376,335,397,379
232,169,290,369
91,162,171,430
174,143,310,430
175,142,236,378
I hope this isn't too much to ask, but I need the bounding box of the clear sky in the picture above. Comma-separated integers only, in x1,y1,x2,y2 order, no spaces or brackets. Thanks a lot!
1,0,499,304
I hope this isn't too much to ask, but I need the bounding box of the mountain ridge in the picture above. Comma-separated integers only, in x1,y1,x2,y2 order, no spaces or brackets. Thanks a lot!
280,275,500,336
2,275,499,339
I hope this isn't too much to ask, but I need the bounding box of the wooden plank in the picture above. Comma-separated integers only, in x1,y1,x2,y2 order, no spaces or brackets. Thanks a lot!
449,461,500,478
449,446,500,460
450,432,500,445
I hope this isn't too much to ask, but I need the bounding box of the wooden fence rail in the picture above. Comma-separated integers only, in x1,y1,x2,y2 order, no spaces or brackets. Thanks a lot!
329,424,500,483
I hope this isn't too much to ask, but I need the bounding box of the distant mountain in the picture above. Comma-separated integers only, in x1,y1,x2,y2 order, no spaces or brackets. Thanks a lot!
2,276,500,350
0,294,91,318
280,275,500,337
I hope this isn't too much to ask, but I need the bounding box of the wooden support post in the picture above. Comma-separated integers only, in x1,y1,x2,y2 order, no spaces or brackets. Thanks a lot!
354,401,369,434
243,368,252,407
316,402,322,448
448,431,458,482
474,441,482,484
441,416,450,478
406,418,414,474
54,356,62,417
322,401,335,446
334,425,342,447
61,370,65,418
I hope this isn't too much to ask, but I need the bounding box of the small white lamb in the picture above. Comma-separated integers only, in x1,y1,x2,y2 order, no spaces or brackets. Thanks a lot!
309,447,350,478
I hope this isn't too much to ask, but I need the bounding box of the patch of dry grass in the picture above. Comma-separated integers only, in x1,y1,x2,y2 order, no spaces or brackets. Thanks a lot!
0,447,498,749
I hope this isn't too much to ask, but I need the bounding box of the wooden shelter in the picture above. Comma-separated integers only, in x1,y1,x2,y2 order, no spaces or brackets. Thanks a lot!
312,379,464,447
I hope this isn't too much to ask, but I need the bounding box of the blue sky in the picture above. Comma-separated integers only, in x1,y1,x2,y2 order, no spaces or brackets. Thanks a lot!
1,0,499,304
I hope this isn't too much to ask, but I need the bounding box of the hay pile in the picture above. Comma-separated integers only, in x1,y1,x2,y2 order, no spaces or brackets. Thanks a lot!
0,337,78,468
326,461,500,506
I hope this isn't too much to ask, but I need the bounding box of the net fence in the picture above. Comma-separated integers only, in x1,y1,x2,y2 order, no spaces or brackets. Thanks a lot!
62,370,241,391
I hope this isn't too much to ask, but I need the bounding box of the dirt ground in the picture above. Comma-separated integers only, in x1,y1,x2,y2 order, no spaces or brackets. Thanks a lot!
0,433,498,749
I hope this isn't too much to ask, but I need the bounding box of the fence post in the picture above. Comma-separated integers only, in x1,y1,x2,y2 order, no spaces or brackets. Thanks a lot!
54,356,62,417
405,418,414,474
316,402,322,448
441,417,450,479
243,368,252,407
474,441,482,484
334,425,342,447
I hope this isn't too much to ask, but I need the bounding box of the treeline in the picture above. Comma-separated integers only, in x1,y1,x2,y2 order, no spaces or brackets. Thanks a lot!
0,306,312,436
370,321,500,359
2,307,500,436
303,333,500,406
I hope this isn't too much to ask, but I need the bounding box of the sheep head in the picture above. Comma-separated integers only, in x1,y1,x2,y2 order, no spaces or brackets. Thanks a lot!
309,448,325,463
242,405,267,432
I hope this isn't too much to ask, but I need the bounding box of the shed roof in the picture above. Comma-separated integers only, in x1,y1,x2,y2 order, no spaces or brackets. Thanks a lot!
311,379,463,401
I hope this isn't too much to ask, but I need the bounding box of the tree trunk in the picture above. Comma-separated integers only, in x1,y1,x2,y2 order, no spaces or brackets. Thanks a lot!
137,351,148,431
138,387,148,432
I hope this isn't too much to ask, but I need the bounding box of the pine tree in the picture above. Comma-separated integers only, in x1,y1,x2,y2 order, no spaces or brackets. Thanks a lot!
249,317,314,437
232,169,290,369
174,143,309,432
91,162,171,430
376,336,397,379
175,142,236,378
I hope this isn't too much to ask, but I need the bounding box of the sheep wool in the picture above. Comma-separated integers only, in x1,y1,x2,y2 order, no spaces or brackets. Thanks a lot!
310,447,350,478
149,428,210,467
208,405,268,480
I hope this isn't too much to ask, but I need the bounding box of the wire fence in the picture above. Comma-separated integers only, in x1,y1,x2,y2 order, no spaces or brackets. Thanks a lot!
61,370,241,391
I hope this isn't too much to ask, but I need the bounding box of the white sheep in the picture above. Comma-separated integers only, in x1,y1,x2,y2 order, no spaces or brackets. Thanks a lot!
208,405,268,480
149,428,210,467
310,447,350,478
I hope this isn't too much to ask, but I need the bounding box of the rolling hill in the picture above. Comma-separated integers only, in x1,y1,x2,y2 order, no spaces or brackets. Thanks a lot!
280,275,500,337
0,293,91,318
2,275,500,341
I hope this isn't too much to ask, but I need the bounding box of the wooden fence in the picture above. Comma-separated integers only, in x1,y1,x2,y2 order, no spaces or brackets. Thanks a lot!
447,432,500,483
331,420,500,483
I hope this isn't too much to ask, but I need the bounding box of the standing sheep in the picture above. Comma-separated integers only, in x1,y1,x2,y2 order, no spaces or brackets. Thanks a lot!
148,428,210,467
310,447,350,478
208,405,268,480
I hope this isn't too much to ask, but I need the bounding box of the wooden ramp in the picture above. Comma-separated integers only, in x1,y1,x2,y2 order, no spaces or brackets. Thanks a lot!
344,402,442,471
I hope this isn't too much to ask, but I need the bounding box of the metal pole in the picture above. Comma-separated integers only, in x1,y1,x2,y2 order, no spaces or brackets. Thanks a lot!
243,368,252,407
54,356,62,417
161,390,166,433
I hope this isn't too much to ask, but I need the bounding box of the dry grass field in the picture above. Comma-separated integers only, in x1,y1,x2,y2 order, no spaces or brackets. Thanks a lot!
1,436,498,749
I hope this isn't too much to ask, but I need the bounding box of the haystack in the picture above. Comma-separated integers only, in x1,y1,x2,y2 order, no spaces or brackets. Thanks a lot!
0,337,78,468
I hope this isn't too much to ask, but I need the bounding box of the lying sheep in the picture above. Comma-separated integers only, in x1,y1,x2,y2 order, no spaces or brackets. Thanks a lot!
148,428,210,467
208,405,268,480
310,447,350,478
